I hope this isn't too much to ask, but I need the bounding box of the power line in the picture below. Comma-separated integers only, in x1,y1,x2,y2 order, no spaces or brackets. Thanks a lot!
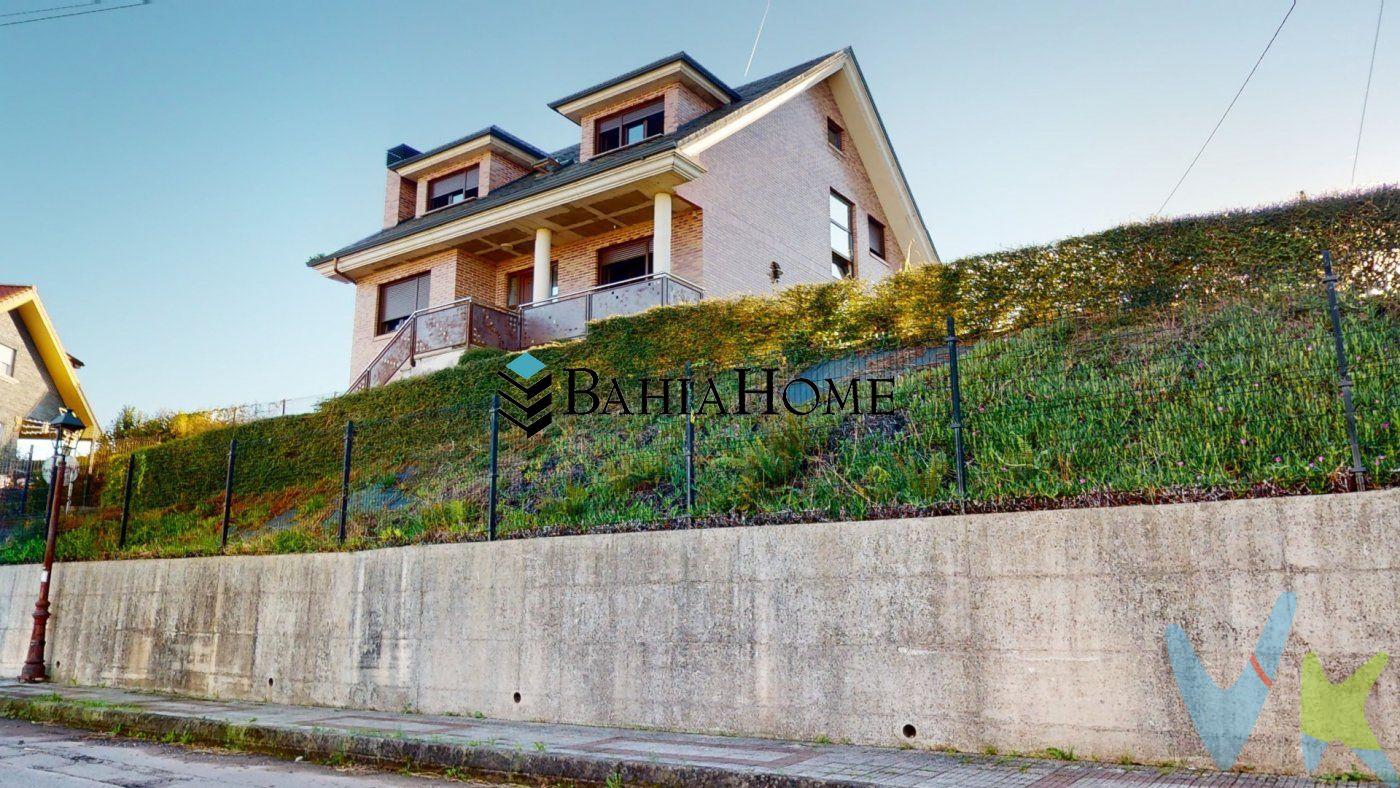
1352,0,1385,185
1,1,97,18
0,0,148,27
1154,0,1298,217
743,0,772,78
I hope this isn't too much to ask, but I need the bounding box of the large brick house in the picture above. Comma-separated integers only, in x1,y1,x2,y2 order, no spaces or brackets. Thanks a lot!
0,286,97,454
308,48,938,390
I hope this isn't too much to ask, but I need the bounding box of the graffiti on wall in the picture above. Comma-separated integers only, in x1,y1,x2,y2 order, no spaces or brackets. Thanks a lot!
1164,591,1297,770
1300,652,1398,785
1164,590,1395,785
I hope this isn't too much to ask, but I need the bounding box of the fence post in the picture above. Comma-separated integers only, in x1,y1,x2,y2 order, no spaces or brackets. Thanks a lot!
338,421,355,543
118,453,135,548
487,393,500,541
684,363,696,518
1321,250,1367,491
220,438,238,548
18,446,34,519
946,316,968,501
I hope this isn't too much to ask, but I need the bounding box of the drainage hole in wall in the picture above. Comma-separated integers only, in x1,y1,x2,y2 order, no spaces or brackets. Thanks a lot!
902,724,917,739
268,678,274,687
512,692,521,704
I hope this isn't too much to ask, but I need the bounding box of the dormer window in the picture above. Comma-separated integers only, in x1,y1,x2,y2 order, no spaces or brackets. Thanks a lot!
596,99,664,155
427,166,480,211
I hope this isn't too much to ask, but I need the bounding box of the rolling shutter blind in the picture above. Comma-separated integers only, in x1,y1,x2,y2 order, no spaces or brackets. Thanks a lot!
427,168,479,206
599,237,652,266
381,275,429,323
429,171,466,200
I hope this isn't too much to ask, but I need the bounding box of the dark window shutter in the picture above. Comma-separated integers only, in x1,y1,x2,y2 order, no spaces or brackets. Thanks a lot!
622,100,663,125
599,237,653,266
429,171,466,200
381,274,429,325
380,280,416,323
868,216,886,257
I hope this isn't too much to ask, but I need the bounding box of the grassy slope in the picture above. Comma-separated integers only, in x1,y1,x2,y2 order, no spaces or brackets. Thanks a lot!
2,189,1397,564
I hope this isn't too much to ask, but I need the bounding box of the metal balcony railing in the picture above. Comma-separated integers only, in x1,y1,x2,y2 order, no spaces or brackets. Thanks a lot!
519,272,702,347
349,274,703,392
349,298,522,393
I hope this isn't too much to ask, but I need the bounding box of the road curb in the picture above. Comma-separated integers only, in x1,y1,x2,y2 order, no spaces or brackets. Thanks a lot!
0,695,866,787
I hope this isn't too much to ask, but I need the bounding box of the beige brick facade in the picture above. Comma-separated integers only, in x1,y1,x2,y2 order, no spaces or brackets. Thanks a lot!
676,80,902,298
346,74,911,384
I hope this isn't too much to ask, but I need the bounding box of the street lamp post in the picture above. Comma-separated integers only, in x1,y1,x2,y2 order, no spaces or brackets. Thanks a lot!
18,408,85,683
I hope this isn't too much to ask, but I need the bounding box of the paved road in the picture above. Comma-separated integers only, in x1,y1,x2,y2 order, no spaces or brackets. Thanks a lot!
0,717,488,787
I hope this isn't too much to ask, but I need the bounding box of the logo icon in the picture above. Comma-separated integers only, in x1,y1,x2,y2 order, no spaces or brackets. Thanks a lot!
496,351,553,436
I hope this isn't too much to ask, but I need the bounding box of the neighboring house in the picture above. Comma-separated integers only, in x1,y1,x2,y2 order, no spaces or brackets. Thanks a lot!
309,48,939,390
0,285,98,455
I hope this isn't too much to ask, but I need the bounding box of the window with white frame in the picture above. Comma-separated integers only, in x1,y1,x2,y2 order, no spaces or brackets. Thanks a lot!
829,190,854,278
0,344,15,378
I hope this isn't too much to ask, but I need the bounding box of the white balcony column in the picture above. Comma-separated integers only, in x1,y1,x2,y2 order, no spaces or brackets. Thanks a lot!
652,191,672,276
532,227,552,303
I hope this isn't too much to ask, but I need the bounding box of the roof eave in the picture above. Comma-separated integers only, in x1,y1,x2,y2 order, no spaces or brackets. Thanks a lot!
389,127,549,174
326,148,705,278
677,47,938,266
547,53,741,122
3,289,100,436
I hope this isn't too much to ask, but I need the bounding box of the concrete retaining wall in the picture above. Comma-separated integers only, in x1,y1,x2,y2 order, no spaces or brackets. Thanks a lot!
1,491,1396,776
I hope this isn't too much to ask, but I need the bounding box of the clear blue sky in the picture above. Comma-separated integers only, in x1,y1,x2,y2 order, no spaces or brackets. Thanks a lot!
1,0,1394,428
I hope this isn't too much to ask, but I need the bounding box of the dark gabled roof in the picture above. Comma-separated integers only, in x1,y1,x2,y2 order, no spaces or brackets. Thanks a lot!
547,51,741,112
388,125,550,171
308,50,839,267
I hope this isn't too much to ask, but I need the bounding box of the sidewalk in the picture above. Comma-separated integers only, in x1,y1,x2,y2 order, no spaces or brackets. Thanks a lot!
0,681,1359,787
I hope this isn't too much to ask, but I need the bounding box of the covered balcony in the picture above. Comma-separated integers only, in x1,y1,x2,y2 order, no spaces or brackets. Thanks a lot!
336,148,708,391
